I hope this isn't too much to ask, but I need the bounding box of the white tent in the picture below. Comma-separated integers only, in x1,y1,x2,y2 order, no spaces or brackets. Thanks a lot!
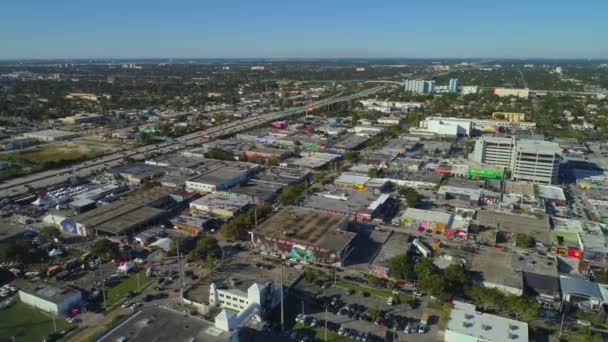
33,197,50,206
48,248,63,257
149,238,173,252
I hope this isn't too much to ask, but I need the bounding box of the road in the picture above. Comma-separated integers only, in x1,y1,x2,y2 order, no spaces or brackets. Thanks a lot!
0,86,384,199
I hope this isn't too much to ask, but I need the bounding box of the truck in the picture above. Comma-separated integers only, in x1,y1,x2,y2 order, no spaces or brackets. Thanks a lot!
413,239,431,258
419,312,429,334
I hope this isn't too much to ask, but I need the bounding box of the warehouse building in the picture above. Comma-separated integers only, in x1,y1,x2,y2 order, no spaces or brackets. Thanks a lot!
190,192,251,218
71,187,174,236
185,160,258,193
23,129,80,142
18,281,82,315
251,207,355,266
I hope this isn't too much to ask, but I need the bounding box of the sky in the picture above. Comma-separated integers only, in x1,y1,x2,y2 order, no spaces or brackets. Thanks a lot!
1,0,607,59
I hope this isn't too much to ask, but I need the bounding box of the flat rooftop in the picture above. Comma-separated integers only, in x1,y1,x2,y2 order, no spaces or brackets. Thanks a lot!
98,306,235,342
468,248,523,292
475,210,550,245
447,301,529,342
301,185,385,214
371,232,410,267
18,281,80,304
255,206,354,251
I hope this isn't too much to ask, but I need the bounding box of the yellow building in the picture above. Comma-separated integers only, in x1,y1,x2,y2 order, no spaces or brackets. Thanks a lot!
492,112,527,122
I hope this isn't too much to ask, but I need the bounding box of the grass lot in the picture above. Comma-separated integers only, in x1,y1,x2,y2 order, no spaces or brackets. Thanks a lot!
0,301,68,342
105,272,146,306
0,143,104,181
335,280,414,303
294,322,349,342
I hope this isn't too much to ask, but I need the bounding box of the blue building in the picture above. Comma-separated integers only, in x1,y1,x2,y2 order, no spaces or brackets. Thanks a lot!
449,79,458,93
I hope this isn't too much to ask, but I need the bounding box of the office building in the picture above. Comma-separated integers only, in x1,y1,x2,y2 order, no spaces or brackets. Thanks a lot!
470,137,561,184
469,136,516,169
404,79,435,94
511,140,561,184
448,78,458,93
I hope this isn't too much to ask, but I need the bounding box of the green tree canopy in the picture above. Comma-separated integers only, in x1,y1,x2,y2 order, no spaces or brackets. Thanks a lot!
91,239,121,260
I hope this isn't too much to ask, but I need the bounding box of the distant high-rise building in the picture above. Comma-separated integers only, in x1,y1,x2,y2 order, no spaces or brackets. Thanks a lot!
449,79,458,93
404,79,435,94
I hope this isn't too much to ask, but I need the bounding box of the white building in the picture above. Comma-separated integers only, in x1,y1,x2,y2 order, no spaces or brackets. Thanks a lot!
470,137,561,184
209,278,280,319
493,87,530,98
460,85,479,95
469,136,516,168
19,282,82,315
445,301,529,342
511,140,561,184
404,79,435,94
419,117,472,137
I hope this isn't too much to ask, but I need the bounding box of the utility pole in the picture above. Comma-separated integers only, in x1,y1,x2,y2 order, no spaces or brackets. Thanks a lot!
98,258,107,310
301,299,304,314
559,302,566,338
324,305,328,341
52,315,57,332
177,240,184,307
280,263,285,332
254,205,258,228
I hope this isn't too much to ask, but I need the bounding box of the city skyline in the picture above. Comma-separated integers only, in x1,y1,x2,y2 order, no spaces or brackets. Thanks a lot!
1,0,607,59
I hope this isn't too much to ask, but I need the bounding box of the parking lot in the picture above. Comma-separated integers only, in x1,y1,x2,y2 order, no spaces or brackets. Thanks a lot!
292,278,441,342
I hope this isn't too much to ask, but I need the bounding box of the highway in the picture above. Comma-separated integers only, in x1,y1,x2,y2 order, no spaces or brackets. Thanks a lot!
0,86,385,199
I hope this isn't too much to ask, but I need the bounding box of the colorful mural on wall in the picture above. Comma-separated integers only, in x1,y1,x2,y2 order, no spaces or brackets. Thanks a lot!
252,234,341,264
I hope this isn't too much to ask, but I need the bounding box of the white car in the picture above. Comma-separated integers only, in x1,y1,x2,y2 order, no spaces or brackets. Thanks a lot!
294,264,303,270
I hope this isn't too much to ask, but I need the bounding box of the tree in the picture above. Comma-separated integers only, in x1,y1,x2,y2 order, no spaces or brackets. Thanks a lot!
267,155,281,166
343,151,360,162
188,236,220,261
278,184,305,205
387,254,415,281
39,226,61,243
91,239,120,260
515,233,535,248
312,172,325,184
365,274,381,288
443,264,470,297
398,187,420,208
220,205,272,241
204,148,235,161
367,168,379,178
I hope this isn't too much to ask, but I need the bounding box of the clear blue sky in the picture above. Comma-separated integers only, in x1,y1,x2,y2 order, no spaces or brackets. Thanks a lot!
1,0,607,59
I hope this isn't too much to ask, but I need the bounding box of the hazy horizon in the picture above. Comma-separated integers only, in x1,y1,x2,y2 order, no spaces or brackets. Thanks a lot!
2,0,607,59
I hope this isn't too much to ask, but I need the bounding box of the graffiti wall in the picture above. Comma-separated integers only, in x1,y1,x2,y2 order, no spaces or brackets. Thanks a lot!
252,234,341,265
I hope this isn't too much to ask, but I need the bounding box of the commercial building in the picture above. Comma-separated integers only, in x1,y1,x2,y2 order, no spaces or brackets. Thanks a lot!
111,162,166,184
301,185,390,222
72,187,174,236
492,112,527,122
471,119,536,132
511,140,561,184
469,136,516,168
381,170,443,189
251,206,355,266
559,276,606,311
97,306,238,342
190,192,251,218
18,281,82,315
445,301,529,342
475,210,551,246
401,208,456,236
470,137,561,184
209,276,280,316
185,160,258,193
283,152,340,169
448,78,458,93
61,113,104,124
418,117,472,137
460,85,479,95
23,129,80,142
404,79,435,94
0,137,38,151
493,87,530,98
